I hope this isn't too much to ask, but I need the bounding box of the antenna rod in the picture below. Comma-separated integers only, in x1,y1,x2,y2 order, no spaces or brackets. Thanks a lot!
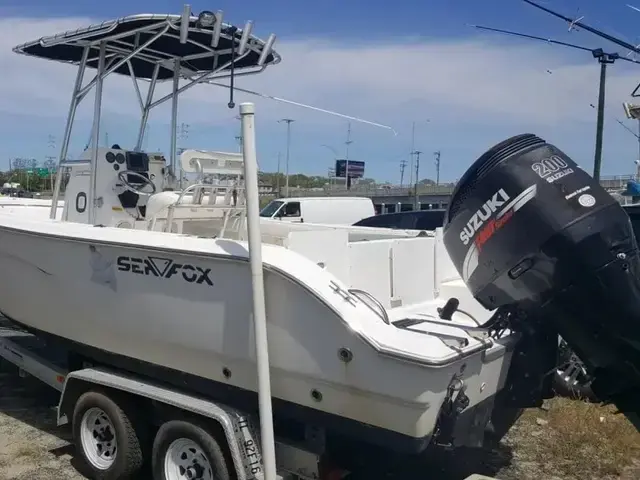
470,24,593,52
470,24,640,65
522,0,640,55
206,81,398,134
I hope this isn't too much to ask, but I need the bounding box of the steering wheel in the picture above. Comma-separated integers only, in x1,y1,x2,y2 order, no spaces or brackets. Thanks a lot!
117,170,157,196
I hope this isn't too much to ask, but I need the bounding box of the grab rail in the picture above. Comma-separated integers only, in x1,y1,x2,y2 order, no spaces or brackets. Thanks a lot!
348,288,390,325
164,183,245,231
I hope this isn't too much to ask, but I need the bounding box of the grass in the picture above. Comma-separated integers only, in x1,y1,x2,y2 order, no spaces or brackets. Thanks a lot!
511,397,640,479
11,443,46,460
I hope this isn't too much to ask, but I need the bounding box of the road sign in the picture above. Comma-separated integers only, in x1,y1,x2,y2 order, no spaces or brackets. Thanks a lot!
36,168,52,178
335,159,365,178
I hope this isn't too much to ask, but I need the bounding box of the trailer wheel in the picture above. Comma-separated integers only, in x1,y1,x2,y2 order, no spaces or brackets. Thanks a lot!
72,391,144,479
152,420,230,480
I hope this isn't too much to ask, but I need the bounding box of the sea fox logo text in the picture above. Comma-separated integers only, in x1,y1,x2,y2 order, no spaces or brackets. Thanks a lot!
116,256,213,286
459,189,510,246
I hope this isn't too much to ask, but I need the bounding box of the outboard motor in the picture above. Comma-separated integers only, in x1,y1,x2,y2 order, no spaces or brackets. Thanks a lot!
443,133,640,428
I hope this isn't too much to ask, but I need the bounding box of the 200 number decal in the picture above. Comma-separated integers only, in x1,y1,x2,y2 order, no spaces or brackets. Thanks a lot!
531,155,568,179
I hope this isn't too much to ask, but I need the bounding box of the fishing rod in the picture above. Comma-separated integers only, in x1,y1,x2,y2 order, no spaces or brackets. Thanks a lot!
206,80,398,136
471,23,640,181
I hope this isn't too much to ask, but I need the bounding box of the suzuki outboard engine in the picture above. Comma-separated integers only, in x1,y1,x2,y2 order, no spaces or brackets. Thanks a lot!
443,133,640,428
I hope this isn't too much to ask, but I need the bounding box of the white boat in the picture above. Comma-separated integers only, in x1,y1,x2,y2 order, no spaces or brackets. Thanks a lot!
0,6,523,474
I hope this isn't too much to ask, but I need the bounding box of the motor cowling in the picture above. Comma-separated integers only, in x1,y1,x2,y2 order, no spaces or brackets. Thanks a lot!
442,133,640,426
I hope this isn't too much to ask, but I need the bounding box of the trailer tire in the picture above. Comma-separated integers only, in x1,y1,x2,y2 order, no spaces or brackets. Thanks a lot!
72,390,144,479
152,420,230,480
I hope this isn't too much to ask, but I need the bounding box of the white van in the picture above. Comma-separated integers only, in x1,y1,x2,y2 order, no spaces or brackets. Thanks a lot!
260,196,375,225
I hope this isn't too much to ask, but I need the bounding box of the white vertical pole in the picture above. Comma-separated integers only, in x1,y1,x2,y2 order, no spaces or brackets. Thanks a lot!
240,102,277,480
170,58,180,188
88,41,106,225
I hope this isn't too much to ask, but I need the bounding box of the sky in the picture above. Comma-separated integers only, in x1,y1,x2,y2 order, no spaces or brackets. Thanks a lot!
3,0,640,184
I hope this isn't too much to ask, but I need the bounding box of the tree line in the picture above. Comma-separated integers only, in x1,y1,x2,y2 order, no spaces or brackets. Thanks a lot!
0,167,440,193
0,170,54,192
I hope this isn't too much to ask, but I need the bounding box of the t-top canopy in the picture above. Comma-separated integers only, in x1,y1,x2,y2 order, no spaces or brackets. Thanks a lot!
13,12,280,80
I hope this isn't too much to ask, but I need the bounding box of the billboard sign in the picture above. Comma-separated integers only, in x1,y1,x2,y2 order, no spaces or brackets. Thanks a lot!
335,159,365,178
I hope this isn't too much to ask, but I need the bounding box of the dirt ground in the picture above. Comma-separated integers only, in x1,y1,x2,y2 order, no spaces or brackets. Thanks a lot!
1,357,639,480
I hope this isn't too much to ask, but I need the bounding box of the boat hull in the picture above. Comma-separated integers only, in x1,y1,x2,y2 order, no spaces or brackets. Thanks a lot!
0,221,515,451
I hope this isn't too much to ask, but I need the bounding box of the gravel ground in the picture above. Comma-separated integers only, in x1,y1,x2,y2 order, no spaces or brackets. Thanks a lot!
1,356,639,480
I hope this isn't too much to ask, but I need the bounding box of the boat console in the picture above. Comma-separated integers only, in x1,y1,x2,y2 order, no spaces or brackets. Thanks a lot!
62,146,251,238
63,147,166,227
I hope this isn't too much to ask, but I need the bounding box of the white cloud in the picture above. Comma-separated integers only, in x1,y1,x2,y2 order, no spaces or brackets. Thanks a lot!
2,15,639,129
2,15,640,181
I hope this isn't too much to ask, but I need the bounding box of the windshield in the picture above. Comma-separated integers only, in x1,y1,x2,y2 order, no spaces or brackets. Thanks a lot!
260,200,284,217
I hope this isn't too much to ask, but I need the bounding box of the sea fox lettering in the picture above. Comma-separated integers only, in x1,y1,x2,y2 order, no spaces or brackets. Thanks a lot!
459,189,510,246
116,256,213,286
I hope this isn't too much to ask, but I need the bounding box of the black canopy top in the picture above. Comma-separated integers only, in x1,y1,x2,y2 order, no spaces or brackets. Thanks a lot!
13,14,280,80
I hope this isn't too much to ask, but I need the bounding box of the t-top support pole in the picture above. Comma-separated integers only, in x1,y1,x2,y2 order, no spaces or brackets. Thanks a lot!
239,102,277,480
88,41,107,225
170,58,181,187
50,46,90,219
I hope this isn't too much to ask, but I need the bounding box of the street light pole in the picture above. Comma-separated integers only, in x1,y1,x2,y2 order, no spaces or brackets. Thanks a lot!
592,50,617,182
413,150,422,209
278,118,294,197
276,151,281,195
344,122,352,188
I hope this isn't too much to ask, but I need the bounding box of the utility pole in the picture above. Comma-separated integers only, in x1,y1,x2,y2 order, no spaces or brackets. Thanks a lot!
409,121,416,186
433,150,441,185
344,122,353,188
45,135,57,192
278,119,295,197
399,159,407,187
413,150,422,209
276,151,281,195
